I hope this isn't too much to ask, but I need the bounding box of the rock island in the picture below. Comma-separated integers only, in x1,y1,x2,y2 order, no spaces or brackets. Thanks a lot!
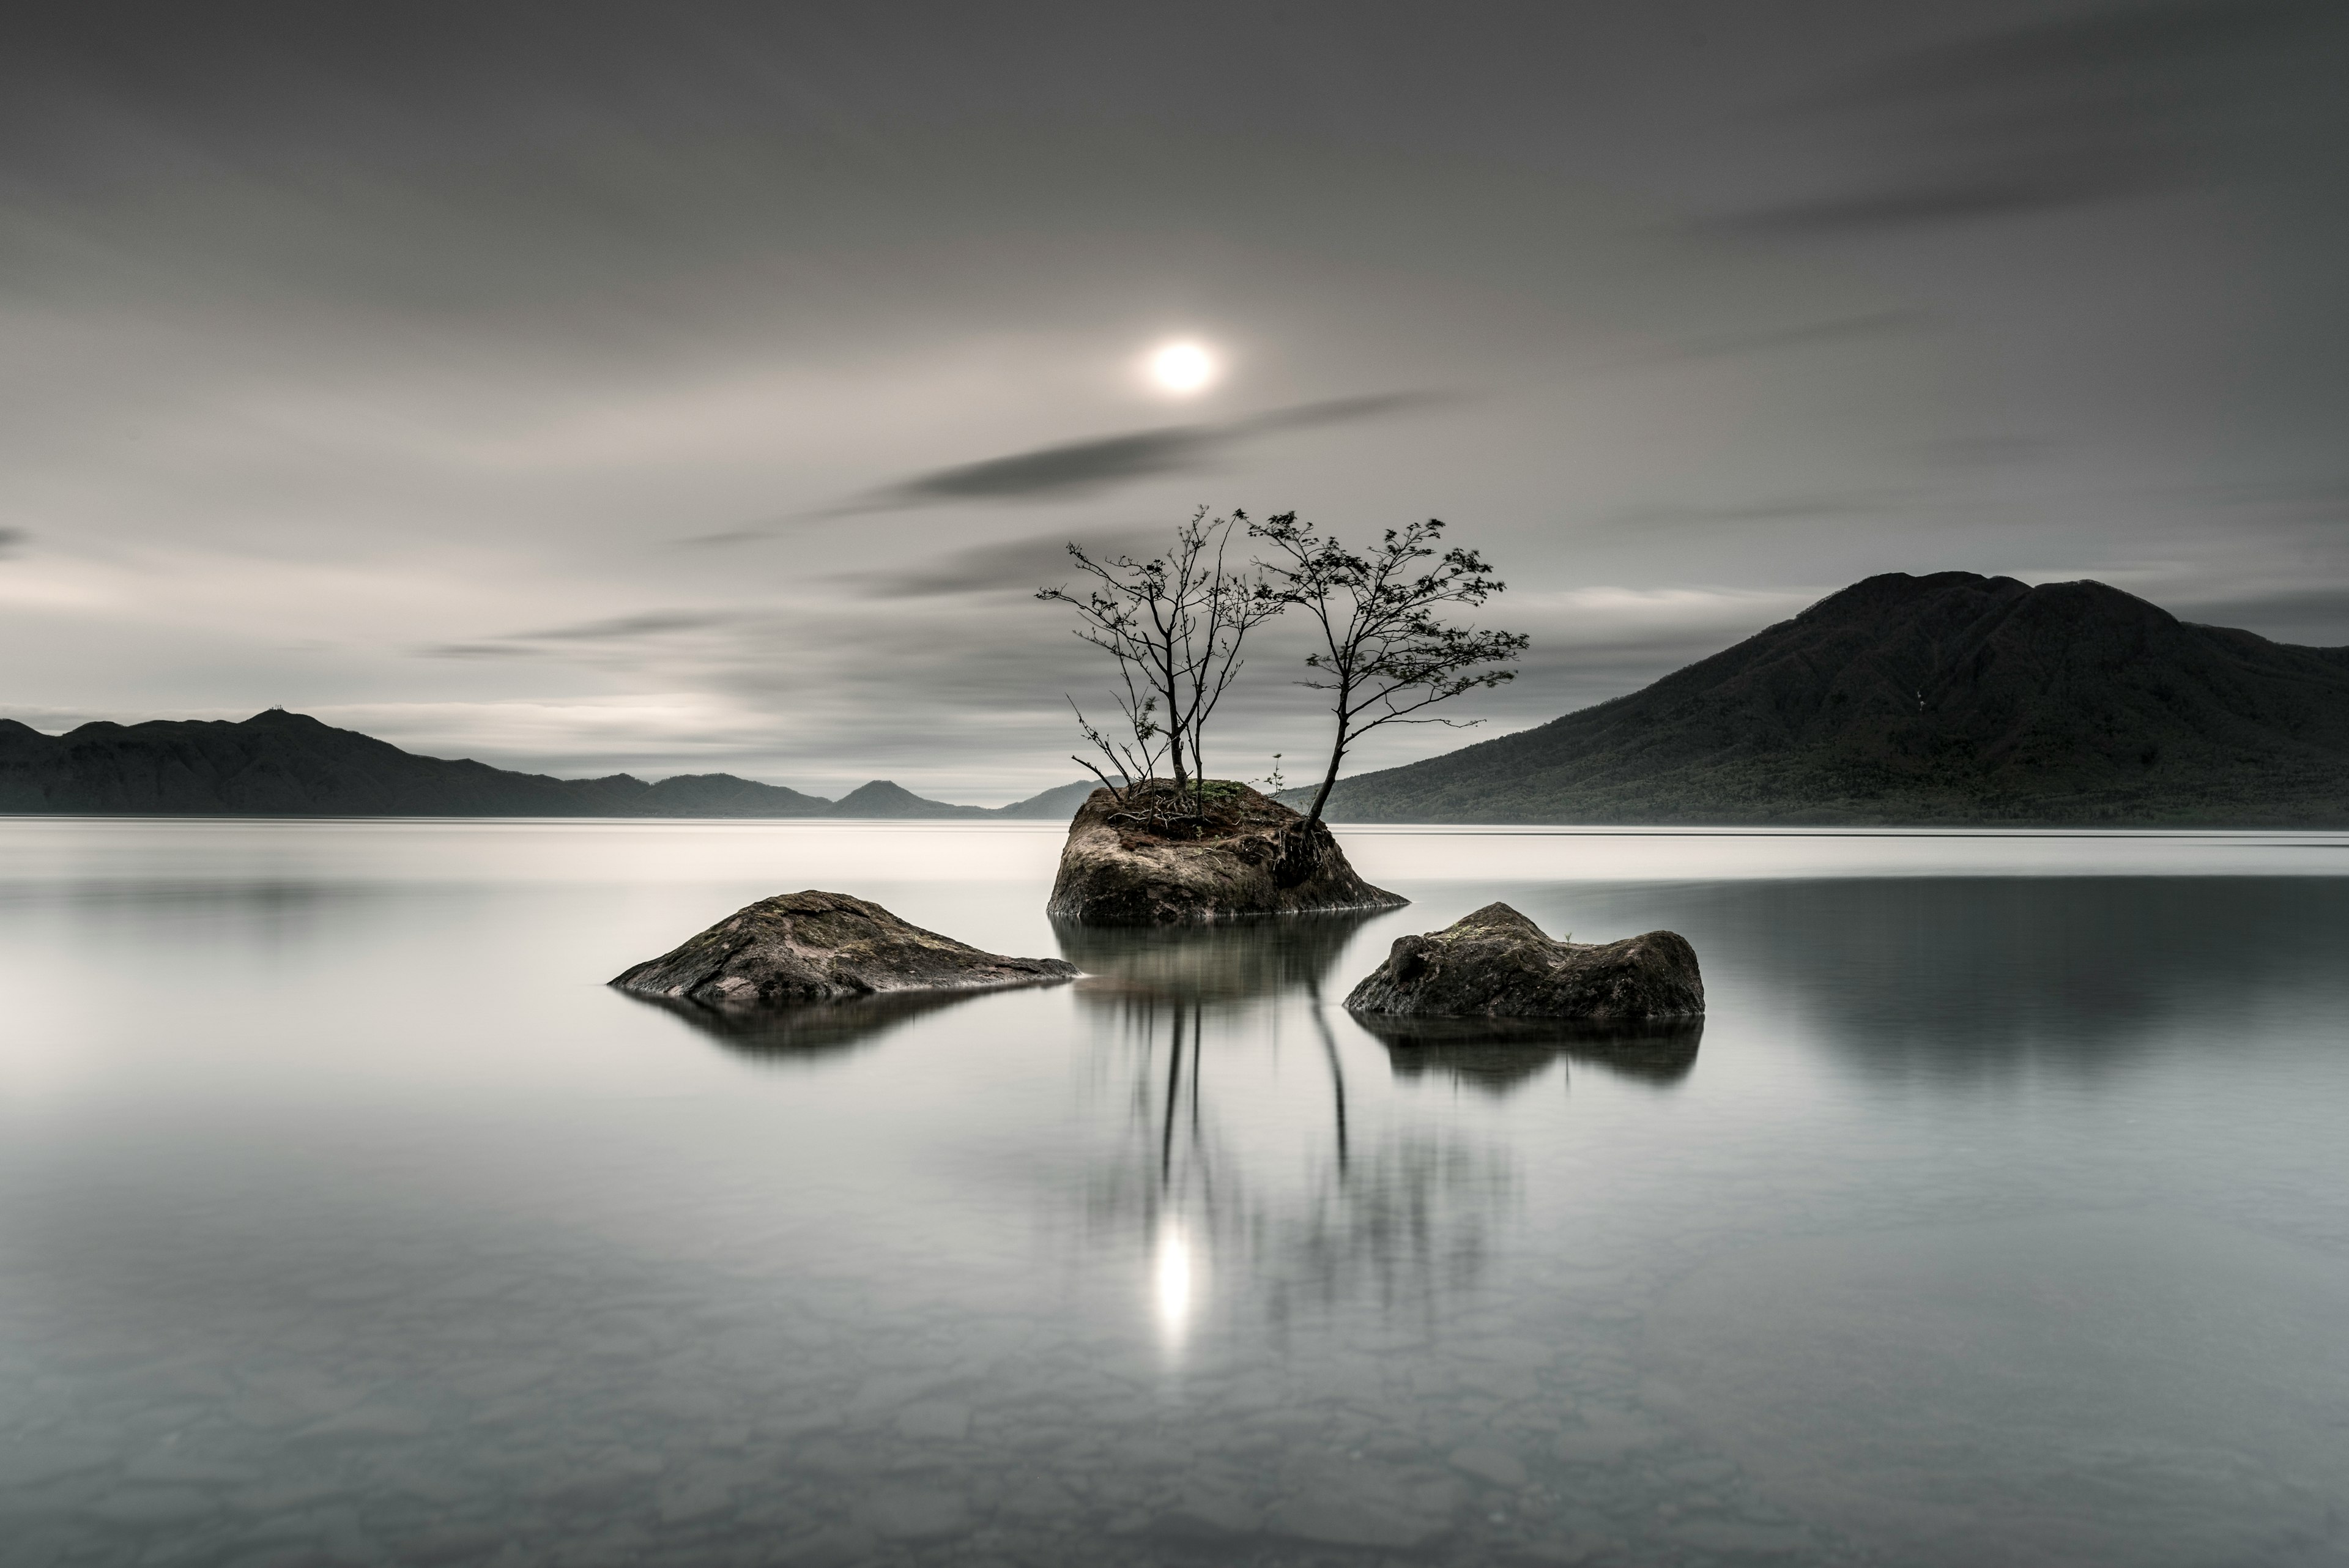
614,890,1077,1009
1346,902,1702,1019
1047,781,1408,925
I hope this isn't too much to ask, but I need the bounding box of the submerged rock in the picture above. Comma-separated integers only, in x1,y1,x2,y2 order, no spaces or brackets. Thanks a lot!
1046,782,1407,925
611,890,1076,1009
1345,902,1702,1019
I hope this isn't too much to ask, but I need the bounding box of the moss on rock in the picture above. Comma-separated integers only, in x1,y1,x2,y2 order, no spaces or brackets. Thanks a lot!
1045,782,1407,925
612,889,1076,1009
1345,902,1702,1019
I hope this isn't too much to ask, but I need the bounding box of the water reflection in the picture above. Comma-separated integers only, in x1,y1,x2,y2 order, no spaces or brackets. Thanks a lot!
1152,1217,1199,1350
616,987,992,1061
16,823,2349,1568
1054,910,1376,1005
1361,1015,1705,1093
1641,877,2349,1079
1067,916,1519,1348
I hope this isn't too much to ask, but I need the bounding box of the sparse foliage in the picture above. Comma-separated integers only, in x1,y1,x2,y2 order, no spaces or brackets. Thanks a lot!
1038,508,1282,819
1250,513,1528,824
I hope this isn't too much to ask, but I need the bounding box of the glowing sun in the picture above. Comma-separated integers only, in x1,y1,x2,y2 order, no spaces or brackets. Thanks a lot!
1146,340,1218,395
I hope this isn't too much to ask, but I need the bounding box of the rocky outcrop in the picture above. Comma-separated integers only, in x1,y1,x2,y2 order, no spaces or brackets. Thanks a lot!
1345,902,1702,1019
612,890,1076,1009
1045,782,1407,925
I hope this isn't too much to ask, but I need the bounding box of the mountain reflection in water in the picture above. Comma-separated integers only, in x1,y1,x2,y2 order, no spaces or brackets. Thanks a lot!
1523,874,2349,1082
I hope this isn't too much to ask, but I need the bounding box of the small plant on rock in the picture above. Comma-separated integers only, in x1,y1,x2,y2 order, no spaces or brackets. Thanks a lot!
1038,508,1281,825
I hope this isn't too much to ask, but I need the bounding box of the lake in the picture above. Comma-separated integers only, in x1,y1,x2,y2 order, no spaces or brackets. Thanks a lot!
3,818,2347,1568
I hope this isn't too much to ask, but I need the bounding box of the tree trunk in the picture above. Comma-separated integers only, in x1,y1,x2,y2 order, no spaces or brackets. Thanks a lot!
1306,744,1345,825
1161,642,1186,791
1167,719,1188,793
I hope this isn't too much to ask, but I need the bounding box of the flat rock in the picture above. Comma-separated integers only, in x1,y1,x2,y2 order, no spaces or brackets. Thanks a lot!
1345,902,1702,1019
611,890,1075,1008
1047,782,1407,924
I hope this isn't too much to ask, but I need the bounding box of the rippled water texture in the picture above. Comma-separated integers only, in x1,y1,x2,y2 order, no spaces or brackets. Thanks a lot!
2,819,2347,1567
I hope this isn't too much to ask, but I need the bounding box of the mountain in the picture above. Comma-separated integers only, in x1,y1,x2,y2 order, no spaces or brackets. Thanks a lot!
1306,572,2349,826
991,779,1102,819
631,771,833,816
829,780,991,819
0,709,1067,819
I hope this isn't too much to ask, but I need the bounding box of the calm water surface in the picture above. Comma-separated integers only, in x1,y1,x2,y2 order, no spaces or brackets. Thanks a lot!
2,819,2348,1568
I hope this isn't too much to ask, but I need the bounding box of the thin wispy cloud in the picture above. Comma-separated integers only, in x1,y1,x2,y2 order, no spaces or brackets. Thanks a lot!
846,392,1446,511
1598,494,1914,531
681,392,1453,541
2,3,2343,790
839,528,1165,599
1662,312,1928,360
520,609,740,641
424,608,742,659
1718,0,2333,233
421,643,546,660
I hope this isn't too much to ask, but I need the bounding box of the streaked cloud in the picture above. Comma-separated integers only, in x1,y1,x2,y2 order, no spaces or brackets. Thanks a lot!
823,393,1449,516
519,609,741,642
1601,496,1906,530
1719,0,2336,232
422,643,546,660
0,2,2342,797
839,528,1164,599
426,608,743,658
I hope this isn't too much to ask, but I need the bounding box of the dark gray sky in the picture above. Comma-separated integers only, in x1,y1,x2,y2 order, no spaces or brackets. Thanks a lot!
2,0,2343,799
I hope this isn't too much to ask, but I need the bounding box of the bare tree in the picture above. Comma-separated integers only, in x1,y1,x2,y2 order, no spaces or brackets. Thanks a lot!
1250,513,1528,825
1038,508,1281,814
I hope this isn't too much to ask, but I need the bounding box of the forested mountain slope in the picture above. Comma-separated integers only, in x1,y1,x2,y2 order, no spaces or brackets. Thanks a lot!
1310,573,2349,825
0,709,1068,818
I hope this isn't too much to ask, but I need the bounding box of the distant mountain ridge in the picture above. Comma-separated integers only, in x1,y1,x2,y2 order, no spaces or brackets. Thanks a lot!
0,709,1091,819
22,572,2341,827
1304,572,2349,825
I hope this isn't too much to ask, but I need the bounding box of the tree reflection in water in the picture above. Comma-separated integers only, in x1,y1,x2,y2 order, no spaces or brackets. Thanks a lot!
1053,911,1376,1007
1064,914,1520,1340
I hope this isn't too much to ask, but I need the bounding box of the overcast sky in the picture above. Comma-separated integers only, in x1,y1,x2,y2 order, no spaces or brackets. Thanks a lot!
2,1,2343,801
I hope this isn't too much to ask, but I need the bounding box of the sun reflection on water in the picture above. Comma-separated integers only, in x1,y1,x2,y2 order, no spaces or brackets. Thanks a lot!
1153,1220,1197,1351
